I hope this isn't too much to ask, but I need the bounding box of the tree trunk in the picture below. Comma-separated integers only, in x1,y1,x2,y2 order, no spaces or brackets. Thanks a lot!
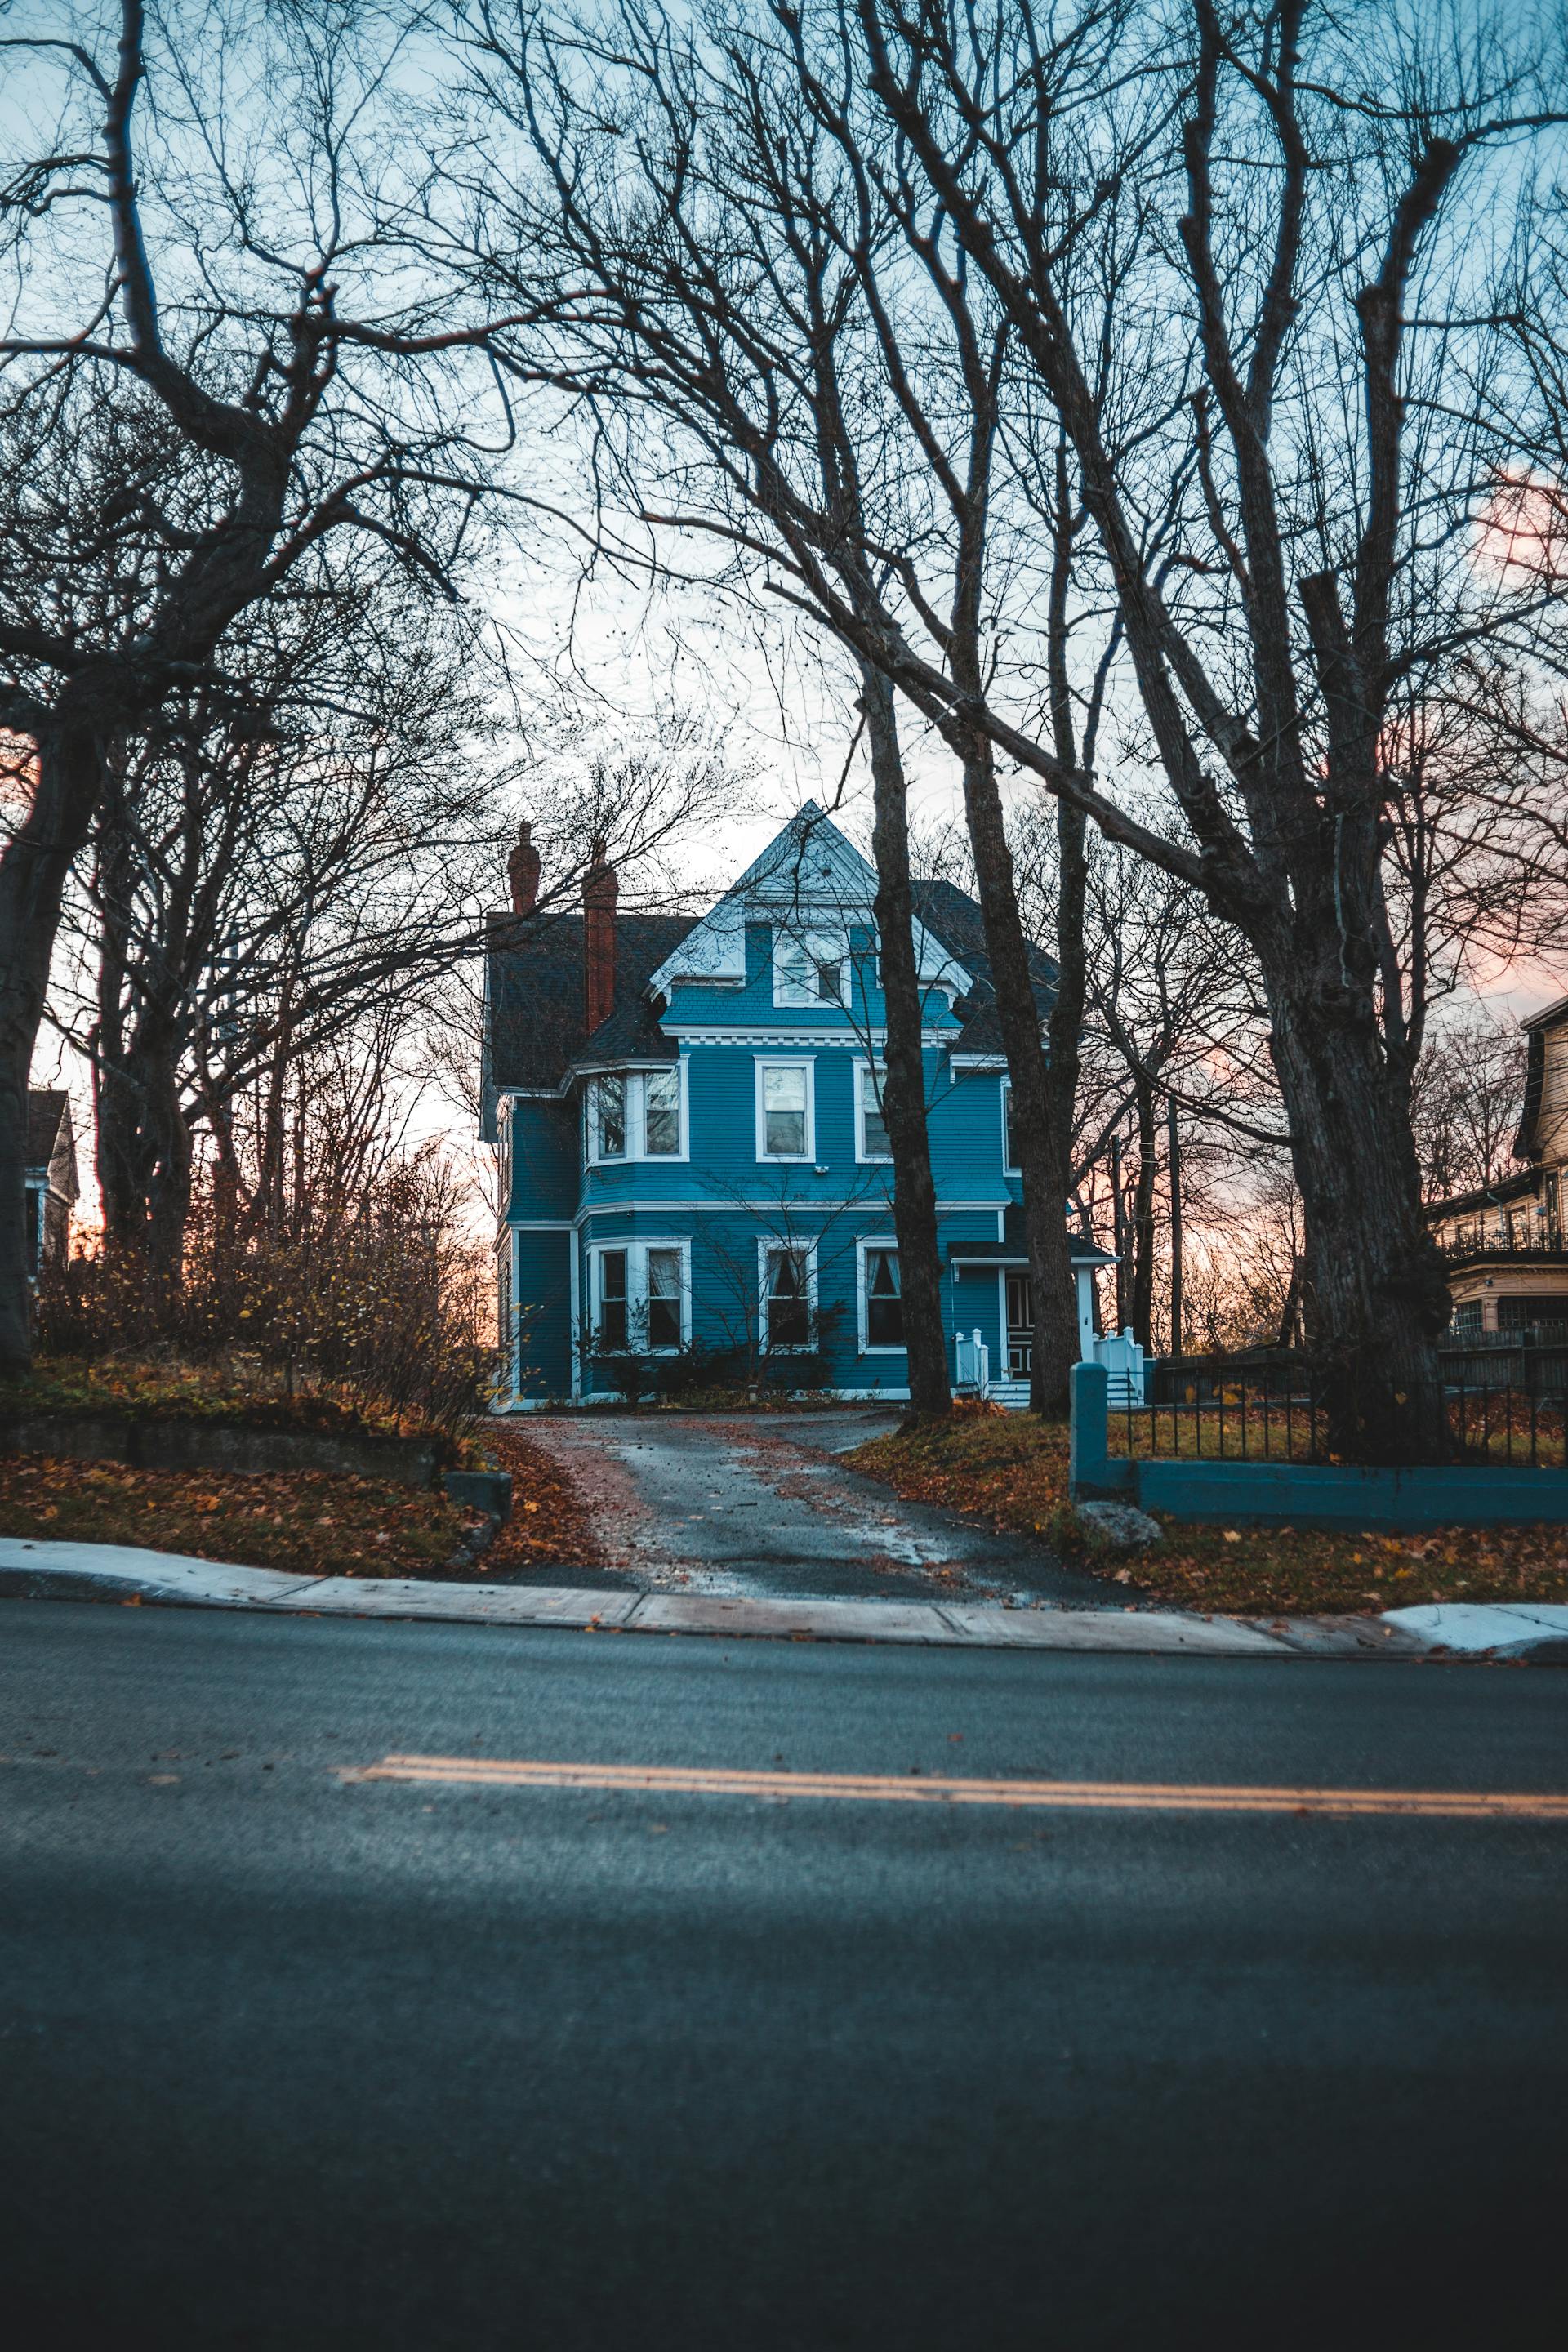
1266,981,1450,1461
0,716,107,1374
860,666,951,1419
956,739,1080,1415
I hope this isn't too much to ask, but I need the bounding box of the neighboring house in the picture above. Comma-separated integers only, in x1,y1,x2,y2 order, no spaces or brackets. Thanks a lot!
24,1090,78,1277
1426,992,1568,1335
483,804,1113,1407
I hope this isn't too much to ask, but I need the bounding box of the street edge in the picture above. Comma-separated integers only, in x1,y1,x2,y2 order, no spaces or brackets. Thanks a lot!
1,1542,1566,1664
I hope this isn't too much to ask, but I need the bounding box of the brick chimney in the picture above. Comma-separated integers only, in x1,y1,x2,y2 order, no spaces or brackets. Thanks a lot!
583,840,617,1034
507,821,541,915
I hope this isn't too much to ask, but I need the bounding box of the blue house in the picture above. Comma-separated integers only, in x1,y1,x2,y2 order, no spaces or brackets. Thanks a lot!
483,805,1110,1406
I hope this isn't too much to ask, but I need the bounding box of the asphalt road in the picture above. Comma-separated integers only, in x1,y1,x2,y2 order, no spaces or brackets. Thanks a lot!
2,1597,1566,2351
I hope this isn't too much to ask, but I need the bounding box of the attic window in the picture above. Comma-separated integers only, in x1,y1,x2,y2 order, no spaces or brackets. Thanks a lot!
773,929,846,1009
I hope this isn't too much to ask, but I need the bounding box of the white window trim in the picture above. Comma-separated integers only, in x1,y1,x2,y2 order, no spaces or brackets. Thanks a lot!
586,1237,692,1354
853,1057,893,1165
771,926,849,1011
856,1235,905,1355
1001,1077,1019,1174
754,1055,817,1163
756,1236,820,1353
585,1062,689,1167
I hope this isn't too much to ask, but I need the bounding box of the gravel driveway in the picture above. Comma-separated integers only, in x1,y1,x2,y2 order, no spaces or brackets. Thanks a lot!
519,1410,1118,1606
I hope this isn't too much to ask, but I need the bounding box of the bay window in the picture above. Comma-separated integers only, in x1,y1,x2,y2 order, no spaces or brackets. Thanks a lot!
645,1247,683,1348
591,1074,626,1160
586,1064,686,1164
589,1241,689,1355
595,1247,629,1351
644,1067,681,1155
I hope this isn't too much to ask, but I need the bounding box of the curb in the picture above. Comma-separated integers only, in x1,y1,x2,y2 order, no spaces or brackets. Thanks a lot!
2,1538,1566,1663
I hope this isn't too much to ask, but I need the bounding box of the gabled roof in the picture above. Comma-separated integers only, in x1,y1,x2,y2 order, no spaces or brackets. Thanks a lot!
912,878,1058,1049
648,803,969,1000
26,1090,76,1193
484,911,696,1114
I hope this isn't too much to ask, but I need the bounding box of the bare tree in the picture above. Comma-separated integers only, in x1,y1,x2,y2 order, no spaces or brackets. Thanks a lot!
751,0,1568,1458
446,0,1145,1410
0,0,519,1369
1410,1006,1531,1205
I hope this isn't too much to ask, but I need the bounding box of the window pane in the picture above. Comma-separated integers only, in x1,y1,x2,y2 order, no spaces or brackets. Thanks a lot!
774,937,814,1006
860,1067,890,1157
1004,1083,1017,1169
866,1248,903,1347
645,1248,681,1349
644,1067,680,1155
765,1247,810,1349
598,1250,627,1351
763,1064,808,1156
595,1075,626,1158
814,957,844,1004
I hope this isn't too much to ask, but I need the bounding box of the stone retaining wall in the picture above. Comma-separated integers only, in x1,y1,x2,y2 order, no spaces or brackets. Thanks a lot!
0,1413,441,1490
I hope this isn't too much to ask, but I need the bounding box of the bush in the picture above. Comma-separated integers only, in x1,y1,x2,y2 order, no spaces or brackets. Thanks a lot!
33,1156,490,1438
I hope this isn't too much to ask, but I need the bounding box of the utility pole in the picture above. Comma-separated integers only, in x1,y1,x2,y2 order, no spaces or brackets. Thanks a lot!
1167,1098,1183,1361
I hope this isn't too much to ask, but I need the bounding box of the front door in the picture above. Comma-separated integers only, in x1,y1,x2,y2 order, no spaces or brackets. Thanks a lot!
1005,1272,1033,1379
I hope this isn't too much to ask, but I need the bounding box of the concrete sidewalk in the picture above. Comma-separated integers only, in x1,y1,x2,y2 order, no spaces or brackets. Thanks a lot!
2,1535,1566,1662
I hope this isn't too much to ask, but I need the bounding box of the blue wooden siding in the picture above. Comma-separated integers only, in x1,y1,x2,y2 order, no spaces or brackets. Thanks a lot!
492,814,1040,1403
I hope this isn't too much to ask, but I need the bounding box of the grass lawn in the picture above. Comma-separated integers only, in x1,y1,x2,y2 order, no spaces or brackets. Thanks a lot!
0,1352,483,1454
0,1453,484,1580
850,1409,1568,1616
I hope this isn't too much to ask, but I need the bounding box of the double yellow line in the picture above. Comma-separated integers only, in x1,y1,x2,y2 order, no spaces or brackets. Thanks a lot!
350,1754,1568,1820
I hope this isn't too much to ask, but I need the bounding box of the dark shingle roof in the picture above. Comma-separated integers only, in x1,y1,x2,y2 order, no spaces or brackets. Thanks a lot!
912,879,1057,1052
26,1090,72,1178
483,911,696,1130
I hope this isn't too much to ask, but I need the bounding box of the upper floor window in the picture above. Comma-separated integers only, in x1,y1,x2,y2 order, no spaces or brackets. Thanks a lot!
756,1058,815,1160
1002,1079,1019,1173
773,928,846,1009
856,1062,892,1162
586,1065,686,1165
591,1074,626,1160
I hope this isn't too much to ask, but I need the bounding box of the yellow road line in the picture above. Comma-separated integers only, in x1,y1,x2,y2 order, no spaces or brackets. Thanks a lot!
348,1754,1568,1820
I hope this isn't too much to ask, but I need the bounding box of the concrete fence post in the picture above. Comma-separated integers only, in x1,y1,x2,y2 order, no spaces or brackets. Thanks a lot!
1070,1361,1133,1500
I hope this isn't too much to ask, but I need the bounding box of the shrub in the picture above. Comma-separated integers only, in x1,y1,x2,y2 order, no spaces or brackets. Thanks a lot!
33,1154,490,1438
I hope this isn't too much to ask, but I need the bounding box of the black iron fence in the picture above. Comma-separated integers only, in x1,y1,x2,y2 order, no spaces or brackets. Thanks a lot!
1114,1344,1568,1470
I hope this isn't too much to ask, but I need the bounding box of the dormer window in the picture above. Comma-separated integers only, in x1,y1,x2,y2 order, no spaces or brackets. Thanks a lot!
773,929,846,1009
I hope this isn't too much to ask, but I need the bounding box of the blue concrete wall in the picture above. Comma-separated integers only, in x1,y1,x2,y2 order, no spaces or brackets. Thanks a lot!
1134,1459,1568,1530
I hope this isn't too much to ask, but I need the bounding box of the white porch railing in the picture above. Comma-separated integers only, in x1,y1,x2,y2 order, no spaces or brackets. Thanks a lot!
1094,1325,1147,1405
955,1327,991,1397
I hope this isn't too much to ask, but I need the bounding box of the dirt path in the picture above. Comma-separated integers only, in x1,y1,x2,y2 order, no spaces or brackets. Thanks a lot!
506,1410,1118,1606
